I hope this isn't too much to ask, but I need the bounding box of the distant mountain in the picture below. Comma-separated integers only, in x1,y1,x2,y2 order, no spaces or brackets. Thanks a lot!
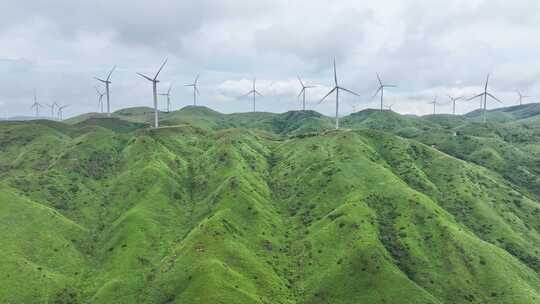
3,115,47,121
465,102,540,123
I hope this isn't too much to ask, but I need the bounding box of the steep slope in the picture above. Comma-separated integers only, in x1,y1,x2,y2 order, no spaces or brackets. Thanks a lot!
1,111,540,303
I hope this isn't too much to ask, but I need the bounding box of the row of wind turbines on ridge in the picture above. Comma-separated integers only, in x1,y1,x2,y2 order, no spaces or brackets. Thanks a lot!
29,59,534,128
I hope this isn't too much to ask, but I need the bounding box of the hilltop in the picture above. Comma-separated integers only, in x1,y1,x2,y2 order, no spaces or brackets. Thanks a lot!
1,103,540,303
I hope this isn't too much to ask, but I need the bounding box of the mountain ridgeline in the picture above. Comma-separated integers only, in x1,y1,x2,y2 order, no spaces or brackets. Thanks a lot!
1,104,540,303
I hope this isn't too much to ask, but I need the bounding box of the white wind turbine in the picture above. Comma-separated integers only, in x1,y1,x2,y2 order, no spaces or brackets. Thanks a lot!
241,78,263,112
95,65,116,117
30,91,41,118
428,96,438,115
159,85,173,112
137,58,168,128
373,73,397,111
45,102,59,120
318,59,360,129
185,74,200,106
57,104,69,121
516,90,533,106
447,95,463,115
297,76,315,111
350,103,360,113
468,74,503,123
95,87,105,113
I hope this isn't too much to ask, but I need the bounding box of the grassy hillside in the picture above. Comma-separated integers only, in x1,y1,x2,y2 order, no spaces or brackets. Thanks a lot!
1,104,540,303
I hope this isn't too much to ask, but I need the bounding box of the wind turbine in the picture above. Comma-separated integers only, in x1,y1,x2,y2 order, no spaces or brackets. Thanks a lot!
241,78,263,112
185,74,200,106
95,65,116,117
468,74,503,123
447,95,463,115
373,73,397,111
159,85,173,112
428,96,438,115
318,59,360,129
57,104,69,121
30,92,41,118
350,103,360,113
95,87,105,113
297,76,315,111
516,90,533,106
45,102,59,120
137,58,168,128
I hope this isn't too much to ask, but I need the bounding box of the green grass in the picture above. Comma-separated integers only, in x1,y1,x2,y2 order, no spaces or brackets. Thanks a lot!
1,104,540,303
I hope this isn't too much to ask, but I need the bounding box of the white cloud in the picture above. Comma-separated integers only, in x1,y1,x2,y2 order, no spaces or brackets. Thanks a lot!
0,0,539,117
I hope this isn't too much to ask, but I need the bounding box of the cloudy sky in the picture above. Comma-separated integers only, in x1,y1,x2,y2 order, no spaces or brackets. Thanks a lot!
1,0,540,118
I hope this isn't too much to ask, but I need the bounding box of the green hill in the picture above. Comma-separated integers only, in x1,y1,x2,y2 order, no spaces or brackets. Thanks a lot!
1,105,540,303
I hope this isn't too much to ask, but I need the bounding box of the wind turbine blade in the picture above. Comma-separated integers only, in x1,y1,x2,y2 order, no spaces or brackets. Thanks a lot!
383,85,397,88
137,73,154,82
194,74,200,84
95,77,107,83
238,91,253,99
318,87,337,105
298,76,304,88
333,60,338,86
106,65,117,81
376,73,383,86
484,73,490,91
339,87,361,97
372,87,382,99
467,93,484,101
184,84,194,87
154,58,168,80
298,88,305,98
487,93,503,103
195,87,200,95
255,90,263,97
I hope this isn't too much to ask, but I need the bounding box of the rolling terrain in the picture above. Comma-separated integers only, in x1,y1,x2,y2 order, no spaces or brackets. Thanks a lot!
1,104,540,303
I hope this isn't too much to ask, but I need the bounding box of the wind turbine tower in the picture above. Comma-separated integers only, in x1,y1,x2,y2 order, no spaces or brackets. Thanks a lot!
319,59,360,129
297,76,315,111
137,58,168,128
95,65,116,117
160,85,173,112
185,75,200,106
373,73,397,111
